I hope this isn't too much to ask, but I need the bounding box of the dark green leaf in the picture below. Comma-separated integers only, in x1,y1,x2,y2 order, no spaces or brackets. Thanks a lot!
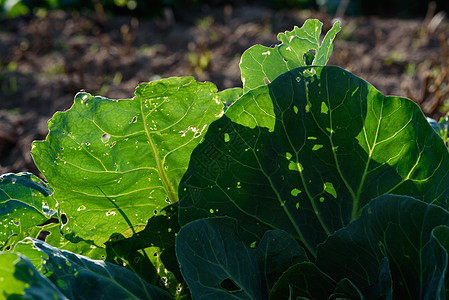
269,262,335,300
255,230,308,290
179,66,449,258
316,195,449,299
331,278,365,300
176,217,264,299
176,217,306,299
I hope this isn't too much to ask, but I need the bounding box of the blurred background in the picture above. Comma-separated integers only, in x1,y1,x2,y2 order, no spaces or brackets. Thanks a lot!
1,0,449,174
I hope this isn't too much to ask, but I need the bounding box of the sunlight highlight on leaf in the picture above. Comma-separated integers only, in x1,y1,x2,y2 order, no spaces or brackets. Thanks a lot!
31,77,223,245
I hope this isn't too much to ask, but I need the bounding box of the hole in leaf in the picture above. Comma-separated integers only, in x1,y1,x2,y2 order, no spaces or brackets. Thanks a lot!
37,230,51,242
60,214,68,225
101,133,110,143
220,278,241,292
41,202,51,215
264,77,270,84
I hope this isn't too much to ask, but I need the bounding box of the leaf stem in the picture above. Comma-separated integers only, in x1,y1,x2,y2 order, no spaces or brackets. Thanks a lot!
140,94,178,204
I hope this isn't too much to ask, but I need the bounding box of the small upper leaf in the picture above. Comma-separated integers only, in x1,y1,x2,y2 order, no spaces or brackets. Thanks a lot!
240,19,341,92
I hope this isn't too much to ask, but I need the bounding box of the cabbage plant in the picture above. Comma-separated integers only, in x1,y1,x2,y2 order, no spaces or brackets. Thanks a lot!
2,19,449,299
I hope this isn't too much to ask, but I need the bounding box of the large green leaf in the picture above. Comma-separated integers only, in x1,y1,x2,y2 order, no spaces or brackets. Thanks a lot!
31,77,223,245
12,238,173,299
176,217,306,299
179,66,449,258
0,173,57,250
317,195,449,299
240,19,341,92
0,251,67,299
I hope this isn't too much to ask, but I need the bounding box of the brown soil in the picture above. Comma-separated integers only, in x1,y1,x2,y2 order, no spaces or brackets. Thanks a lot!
1,4,449,175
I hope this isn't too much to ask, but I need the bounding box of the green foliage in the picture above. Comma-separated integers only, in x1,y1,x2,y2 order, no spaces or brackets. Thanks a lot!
11,238,172,299
240,19,341,92
180,64,449,257
176,217,307,298
2,18,449,299
31,77,222,246
0,173,57,250
0,251,67,299
316,195,449,299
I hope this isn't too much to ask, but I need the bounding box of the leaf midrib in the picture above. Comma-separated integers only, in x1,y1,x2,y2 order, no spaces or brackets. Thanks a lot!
140,90,178,204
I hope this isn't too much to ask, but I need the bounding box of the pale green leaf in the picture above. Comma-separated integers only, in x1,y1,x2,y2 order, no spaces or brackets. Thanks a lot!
240,19,341,92
31,77,223,245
